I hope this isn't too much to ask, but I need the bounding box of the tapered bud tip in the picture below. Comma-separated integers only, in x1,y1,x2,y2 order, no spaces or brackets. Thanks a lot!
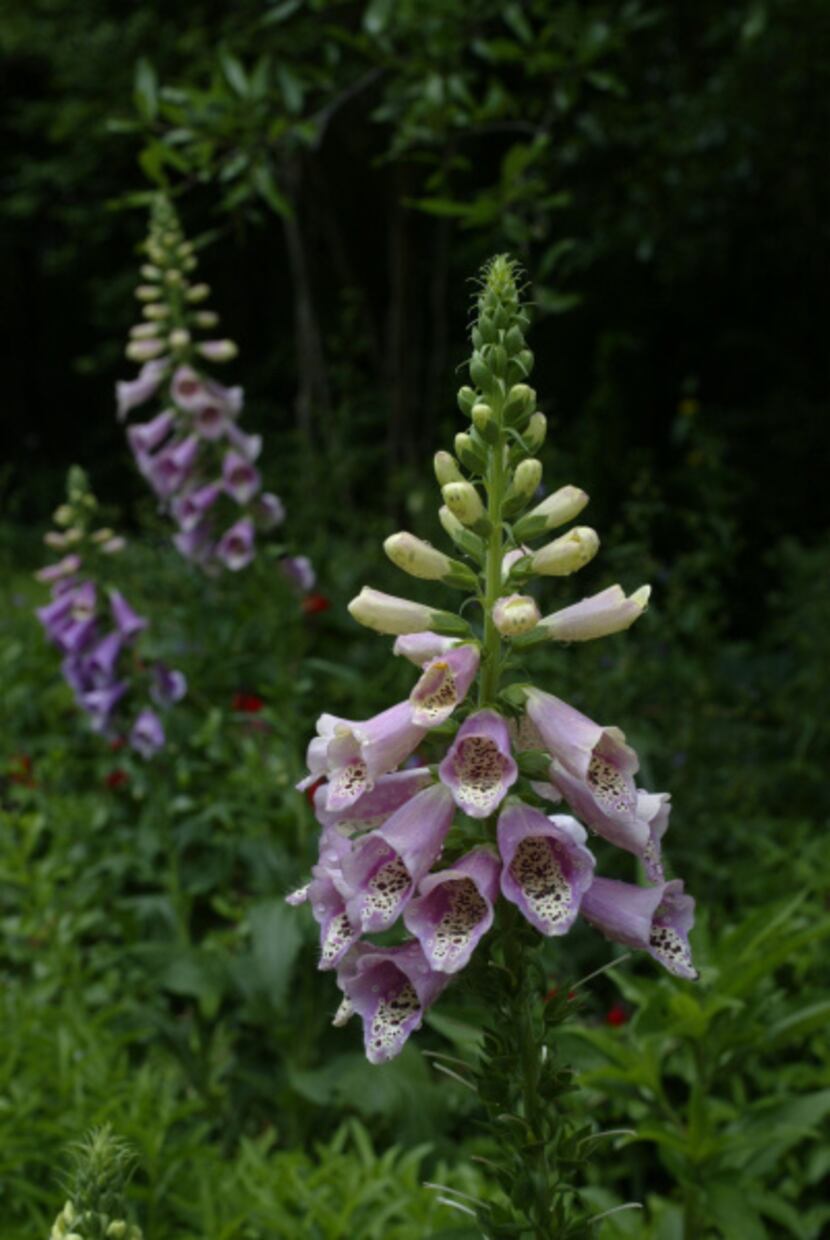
514,458,542,495
442,481,485,527
384,532,454,581
348,586,435,635
433,451,462,487
531,527,600,576
126,338,165,362
457,386,476,415
493,594,541,636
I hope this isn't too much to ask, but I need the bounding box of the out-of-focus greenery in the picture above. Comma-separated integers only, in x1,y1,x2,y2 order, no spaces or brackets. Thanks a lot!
1,0,828,1234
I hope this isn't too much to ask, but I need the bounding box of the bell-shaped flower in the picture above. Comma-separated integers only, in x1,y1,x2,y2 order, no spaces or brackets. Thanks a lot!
82,682,128,732
151,662,188,706
109,590,147,641
637,790,671,882
525,687,650,858
255,493,285,529
69,580,97,620
535,584,651,642
225,422,262,461
580,876,698,980
403,847,500,973
61,654,93,700
55,615,98,656
147,435,200,499
341,783,454,933
300,702,428,813
173,522,213,565
86,631,123,688
313,767,433,833
335,940,450,1064
281,555,316,592
171,365,207,412
215,518,255,571
130,708,166,758
290,826,362,971
36,591,75,634
498,802,595,936
127,409,175,455
393,631,456,667
409,644,479,727
172,482,222,533
438,710,518,818
222,450,261,504
116,359,167,421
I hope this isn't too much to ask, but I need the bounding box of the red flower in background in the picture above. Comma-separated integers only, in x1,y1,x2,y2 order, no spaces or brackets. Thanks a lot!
105,769,129,790
232,692,264,714
109,736,127,752
302,593,331,616
8,754,36,787
605,1003,629,1027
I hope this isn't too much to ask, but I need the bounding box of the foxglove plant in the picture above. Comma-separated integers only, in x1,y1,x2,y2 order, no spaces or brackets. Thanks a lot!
288,258,698,1234
35,468,185,756
116,194,305,584
49,1126,143,1240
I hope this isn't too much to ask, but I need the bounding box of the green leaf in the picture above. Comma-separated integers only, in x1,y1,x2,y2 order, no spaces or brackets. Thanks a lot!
221,51,249,98
133,58,158,122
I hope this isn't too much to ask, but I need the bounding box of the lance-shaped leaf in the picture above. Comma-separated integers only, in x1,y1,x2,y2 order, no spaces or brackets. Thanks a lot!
498,802,595,936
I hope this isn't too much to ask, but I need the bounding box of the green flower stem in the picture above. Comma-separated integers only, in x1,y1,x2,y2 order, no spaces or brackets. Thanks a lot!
479,395,506,708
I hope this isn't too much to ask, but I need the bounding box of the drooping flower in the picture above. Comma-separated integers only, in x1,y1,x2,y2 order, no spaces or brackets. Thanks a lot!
403,847,501,973
335,940,450,1064
393,631,457,666
498,802,596,936
439,710,518,818
300,703,427,813
341,783,454,933
580,876,698,980
215,517,256,571
409,644,480,727
116,359,167,421
130,708,166,758
312,766,433,833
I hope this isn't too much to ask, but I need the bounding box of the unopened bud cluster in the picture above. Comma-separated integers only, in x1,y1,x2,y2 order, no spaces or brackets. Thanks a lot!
289,255,696,1068
49,1126,143,1240
35,469,185,754
117,194,311,588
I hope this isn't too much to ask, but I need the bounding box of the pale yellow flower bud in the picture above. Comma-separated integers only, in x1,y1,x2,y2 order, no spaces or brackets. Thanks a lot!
186,283,211,303
433,451,462,487
531,527,599,576
441,481,485,527
492,594,541,636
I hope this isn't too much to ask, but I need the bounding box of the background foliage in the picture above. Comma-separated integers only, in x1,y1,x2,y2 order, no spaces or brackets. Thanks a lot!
1,1,828,1235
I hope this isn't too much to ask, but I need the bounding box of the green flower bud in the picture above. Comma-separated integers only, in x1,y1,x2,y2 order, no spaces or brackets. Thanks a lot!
434,451,463,487
503,324,525,355
168,328,190,350
523,411,547,453
185,283,211,303
469,352,490,390
503,458,543,518
442,481,486,528
507,348,534,384
194,310,219,328
134,285,159,301
471,402,499,443
142,304,169,320
454,432,485,473
53,505,75,528
383,532,477,589
503,383,536,426
438,505,486,562
140,264,160,280
457,386,476,416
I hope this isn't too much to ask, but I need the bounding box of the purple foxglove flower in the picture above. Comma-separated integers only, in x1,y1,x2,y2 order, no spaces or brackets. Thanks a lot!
82,681,127,731
215,518,255,571
342,783,455,933
508,711,561,803
525,687,650,858
302,826,362,970
86,631,123,687
301,703,428,814
255,492,285,529
148,435,200,498
222,450,261,504
35,554,81,584
61,654,93,699
313,767,433,833
56,615,98,656
498,802,596,936
69,581,97,620
116,359,167,421
393,631,456,667
336,940,450,1064
127,409,176,455
151,662,188,706
130,707,166,758
281,555,316,592
109,590,147,641
637,790,671,882
192,395,231,439
225,422,262,461
580,876,698,980
172,482,222,533
409,644,480,727
536,584,651,642
403,847,500,973
36,591,75,633
173,522,213,565
171,365,207,412
438,710,518,819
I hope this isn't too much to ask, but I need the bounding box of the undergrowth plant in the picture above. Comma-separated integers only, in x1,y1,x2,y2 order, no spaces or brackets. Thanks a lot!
288,256,699,1235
